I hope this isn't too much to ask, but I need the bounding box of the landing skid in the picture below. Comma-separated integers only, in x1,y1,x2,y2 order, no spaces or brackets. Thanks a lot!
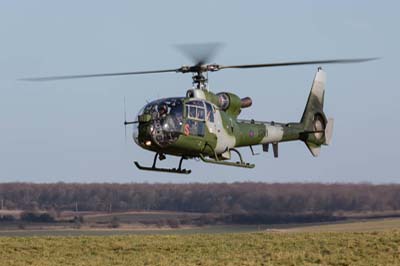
134,153,191,174
199,148,255,169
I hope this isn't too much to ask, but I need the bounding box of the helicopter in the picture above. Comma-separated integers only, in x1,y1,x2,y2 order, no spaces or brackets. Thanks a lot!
22,45,377,174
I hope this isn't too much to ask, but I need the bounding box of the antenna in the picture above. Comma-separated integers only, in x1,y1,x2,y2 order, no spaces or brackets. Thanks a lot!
123,98,139,144
124,96,127,143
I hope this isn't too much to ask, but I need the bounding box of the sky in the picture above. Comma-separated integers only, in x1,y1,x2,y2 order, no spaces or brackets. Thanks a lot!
0,1,399,183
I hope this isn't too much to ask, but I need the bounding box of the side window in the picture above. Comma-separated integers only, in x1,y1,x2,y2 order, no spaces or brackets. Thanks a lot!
197,108,205,120
205,102,214,122
189,106,197,119
186,101,206,121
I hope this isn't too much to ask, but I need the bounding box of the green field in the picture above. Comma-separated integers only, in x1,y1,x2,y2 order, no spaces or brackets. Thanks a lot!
1,230,399,266
1,219,400,265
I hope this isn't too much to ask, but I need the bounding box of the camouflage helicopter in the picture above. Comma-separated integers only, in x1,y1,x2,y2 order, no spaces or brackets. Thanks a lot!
23,46,376,174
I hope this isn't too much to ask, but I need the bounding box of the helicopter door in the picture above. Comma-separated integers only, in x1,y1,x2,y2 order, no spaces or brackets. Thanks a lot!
205,102,216,134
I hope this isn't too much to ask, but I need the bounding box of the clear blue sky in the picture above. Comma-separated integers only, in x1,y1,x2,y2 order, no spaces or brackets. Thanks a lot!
0,1,398,183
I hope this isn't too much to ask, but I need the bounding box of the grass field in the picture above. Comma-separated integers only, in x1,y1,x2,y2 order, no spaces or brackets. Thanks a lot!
0,219,399,265
0,231,399,266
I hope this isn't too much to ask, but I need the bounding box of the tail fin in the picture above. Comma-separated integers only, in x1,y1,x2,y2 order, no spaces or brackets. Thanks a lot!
301,68,334,157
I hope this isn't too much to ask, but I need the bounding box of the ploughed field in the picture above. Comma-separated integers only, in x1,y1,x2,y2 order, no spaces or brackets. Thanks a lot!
1,230,400,266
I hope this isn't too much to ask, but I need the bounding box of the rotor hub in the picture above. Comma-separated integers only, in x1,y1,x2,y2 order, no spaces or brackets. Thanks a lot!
192,72,207,89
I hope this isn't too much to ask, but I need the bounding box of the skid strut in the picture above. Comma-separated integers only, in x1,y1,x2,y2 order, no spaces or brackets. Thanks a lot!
134,153,191,174
199,148,255,169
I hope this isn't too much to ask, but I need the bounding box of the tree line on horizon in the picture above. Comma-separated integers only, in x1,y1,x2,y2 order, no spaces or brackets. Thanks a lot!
0,182,399,216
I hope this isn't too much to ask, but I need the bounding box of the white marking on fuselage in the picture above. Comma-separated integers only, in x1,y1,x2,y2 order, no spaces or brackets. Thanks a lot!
214,109,236,153
261,124,284,144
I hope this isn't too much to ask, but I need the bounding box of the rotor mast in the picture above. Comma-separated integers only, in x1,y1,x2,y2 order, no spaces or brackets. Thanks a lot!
192,70,207,90
179,64,220,90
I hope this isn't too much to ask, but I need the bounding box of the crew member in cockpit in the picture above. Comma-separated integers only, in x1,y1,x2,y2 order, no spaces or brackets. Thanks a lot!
158,103,168,118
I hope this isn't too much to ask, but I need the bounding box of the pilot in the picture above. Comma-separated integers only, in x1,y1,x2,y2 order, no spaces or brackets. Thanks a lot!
158,103,168,117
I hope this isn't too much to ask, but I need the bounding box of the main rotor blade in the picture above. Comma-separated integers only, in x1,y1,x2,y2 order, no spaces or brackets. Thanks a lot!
20,57,379,81
21,68,180,81
217,58,380,70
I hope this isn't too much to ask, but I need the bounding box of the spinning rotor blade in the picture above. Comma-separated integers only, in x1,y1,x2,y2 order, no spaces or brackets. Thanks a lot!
176,42,223,66
21,68,180,81
215,58,379,71
20,55,379,82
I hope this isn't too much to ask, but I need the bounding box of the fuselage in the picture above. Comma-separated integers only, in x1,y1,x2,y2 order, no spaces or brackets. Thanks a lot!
133,89,304,160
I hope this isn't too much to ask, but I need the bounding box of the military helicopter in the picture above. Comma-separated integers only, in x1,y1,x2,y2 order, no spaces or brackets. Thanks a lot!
23,45,377,174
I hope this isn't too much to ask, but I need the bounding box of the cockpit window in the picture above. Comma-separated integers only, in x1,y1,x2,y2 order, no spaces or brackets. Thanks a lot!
197,108,205,120
139,98,183,118
189,106,196,118
186,100,206,121
138,98,184,146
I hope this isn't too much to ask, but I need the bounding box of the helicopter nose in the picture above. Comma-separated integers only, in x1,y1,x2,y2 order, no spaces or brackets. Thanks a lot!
149,120,164,146
136,120,162,149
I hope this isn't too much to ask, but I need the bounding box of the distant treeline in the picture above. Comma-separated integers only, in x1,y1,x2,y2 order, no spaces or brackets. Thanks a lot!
1,182,399,216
